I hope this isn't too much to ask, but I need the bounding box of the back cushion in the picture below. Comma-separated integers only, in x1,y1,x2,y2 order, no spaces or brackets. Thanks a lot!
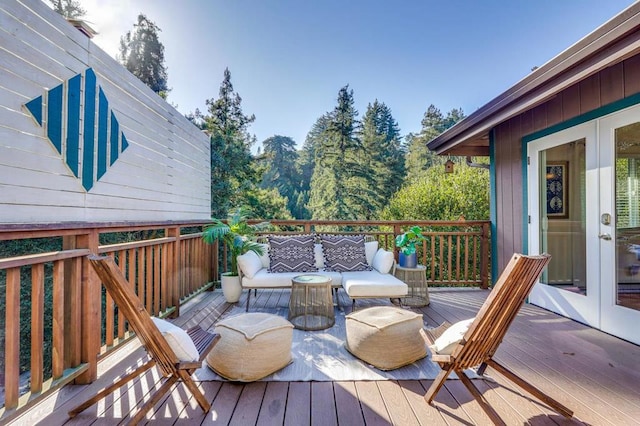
268,235,318,273
237,250,263,279
320,235,373,273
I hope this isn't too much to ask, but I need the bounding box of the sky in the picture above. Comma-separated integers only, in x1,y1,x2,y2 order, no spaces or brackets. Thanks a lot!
76,0,638,151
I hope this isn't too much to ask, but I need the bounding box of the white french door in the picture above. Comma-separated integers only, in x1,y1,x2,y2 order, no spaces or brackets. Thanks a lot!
527,107,640,345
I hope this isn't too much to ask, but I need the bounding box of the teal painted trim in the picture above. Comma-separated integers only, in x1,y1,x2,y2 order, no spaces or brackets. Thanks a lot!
523,91,640,143
97,88,108,180
82,68,96,191
122,134,129,151
110,112,119,165
522,138,529,254
489,129,498,285
66,74,81,177
25,96,42,126
47,84,63,154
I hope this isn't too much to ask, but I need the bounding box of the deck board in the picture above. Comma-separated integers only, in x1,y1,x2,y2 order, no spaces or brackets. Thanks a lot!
14,288,640,426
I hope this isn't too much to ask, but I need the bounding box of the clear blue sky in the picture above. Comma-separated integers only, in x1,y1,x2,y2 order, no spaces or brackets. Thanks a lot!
81,0,637,151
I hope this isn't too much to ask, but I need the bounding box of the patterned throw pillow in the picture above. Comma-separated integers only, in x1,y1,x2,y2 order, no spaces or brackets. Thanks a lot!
268,235,318,273
320,235,373,272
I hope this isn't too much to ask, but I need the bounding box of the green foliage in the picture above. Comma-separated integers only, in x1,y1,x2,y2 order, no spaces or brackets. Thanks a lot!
202,208,269,275
405,105,465,181
259,135,302,217
240,187,294,220
395,225,426,255
382,164,490,221
118,14,170,96
49,0,86,18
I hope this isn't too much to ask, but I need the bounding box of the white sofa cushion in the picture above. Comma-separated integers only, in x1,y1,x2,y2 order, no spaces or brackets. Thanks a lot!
341,270,408,297
237,250,263,279
372,249,394,274
365,241,378,265
242,268,342,288
257,243,270,268
314,243,325,269
151,318,199,362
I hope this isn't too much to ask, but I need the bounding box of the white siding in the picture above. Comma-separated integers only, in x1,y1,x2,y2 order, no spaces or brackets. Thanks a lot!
0,0,210,223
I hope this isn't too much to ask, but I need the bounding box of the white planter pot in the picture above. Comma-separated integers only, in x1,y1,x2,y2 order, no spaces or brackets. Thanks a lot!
221,273,242,303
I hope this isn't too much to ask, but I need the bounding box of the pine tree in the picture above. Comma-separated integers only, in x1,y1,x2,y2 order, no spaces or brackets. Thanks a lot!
405,105,465,181
49,0,86,18
260,135,301,216
119,14,170,98
203,68,257,217
360,100,405,213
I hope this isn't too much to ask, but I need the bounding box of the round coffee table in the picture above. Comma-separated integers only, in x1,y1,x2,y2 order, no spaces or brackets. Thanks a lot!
288,274,334,330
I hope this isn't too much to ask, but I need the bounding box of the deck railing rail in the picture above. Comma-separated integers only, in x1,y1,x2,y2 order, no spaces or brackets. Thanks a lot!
0,219,488,420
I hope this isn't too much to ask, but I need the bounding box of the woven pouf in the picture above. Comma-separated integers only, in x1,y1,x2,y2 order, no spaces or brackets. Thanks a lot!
345,306,427,370
206,313,293,381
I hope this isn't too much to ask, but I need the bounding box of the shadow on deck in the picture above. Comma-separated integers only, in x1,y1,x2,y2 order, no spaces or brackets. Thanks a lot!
13,288,640,425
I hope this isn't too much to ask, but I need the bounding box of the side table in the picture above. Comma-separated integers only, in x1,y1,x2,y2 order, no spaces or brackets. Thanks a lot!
289,274,335,330
394,265,430,307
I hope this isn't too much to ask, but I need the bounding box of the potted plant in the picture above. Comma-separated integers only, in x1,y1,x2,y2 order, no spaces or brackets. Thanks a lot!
202,208,269,303
395,226,426,268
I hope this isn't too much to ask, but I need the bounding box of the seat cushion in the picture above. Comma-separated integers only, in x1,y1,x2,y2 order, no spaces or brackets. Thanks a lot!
341,270,407,297
345,306,427,370
206,313,294,381
242,269,342,288
431,318,475,355
151,318,199,362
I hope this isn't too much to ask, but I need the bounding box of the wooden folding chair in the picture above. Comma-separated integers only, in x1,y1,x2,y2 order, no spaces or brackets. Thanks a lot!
423,253,573,426
69,254,220,425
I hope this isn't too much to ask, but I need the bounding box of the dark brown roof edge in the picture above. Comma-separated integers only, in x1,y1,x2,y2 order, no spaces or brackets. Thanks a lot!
427,2,640,153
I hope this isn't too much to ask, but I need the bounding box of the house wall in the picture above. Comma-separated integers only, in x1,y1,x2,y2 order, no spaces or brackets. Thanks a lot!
493,54,640,274
0,0,211,224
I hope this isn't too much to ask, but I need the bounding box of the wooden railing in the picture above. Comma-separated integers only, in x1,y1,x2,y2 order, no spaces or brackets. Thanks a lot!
0,219,489,420
0,221,216,419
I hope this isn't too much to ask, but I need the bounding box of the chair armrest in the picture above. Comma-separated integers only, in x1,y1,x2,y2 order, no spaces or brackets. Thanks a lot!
186,326,220,362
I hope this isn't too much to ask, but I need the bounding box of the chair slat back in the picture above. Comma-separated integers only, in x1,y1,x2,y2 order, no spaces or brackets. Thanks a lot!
88,254,179,376
452,253,550,369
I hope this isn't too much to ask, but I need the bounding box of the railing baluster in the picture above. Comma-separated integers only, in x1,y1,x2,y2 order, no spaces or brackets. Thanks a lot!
5,267,21,409
31,263,44,393
52,260,64,379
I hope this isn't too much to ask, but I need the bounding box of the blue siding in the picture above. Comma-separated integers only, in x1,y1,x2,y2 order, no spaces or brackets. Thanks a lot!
66,74,81,177
110,112,119,165
82,69,96,191
97,88,108,180
25,96,42,126
47,84,63,154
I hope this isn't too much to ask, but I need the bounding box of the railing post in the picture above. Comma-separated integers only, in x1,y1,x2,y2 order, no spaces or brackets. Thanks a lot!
393,223,402,261
76,229,100,384
167,226,181,318
480,222,490,289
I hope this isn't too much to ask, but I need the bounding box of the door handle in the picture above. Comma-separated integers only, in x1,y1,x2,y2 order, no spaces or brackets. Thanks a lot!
598,233,612,240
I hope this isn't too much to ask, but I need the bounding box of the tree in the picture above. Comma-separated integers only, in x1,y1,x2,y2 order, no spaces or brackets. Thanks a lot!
360,100,406,212
49,0,86,18
308,86,377,219
202,68,257,217
259,135,301,217
382,164,490,221
405,105,465,181
119,14,169,98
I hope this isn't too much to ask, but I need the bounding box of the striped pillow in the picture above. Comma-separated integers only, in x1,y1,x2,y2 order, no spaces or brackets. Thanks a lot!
320,235,373,273
267,235,318,273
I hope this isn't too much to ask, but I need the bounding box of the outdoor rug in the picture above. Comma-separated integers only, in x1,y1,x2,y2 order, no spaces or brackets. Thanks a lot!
194,302,483,382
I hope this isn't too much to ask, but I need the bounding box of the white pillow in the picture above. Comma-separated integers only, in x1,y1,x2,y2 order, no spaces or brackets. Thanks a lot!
237,250,263,279
431,318,475,355
372,249,394,274
314,243,325,269
151,317,199,362
365,241,379,265
257,243,270,268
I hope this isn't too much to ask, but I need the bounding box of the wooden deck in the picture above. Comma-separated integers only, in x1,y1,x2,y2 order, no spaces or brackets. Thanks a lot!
12,288,640,425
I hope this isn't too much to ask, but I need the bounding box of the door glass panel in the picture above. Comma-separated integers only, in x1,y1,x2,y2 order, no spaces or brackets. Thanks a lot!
539,139,587,294
615,122,640,311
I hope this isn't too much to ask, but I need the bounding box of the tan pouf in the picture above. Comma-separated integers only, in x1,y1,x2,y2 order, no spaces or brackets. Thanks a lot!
206,313,294,381
345,306,427,370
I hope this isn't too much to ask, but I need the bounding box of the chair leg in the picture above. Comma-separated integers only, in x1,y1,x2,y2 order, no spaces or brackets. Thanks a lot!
68,360,156,418
424,367,452,404
456,370,506,426
178,370,210,412
485,359,573,419
246,288,251,312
